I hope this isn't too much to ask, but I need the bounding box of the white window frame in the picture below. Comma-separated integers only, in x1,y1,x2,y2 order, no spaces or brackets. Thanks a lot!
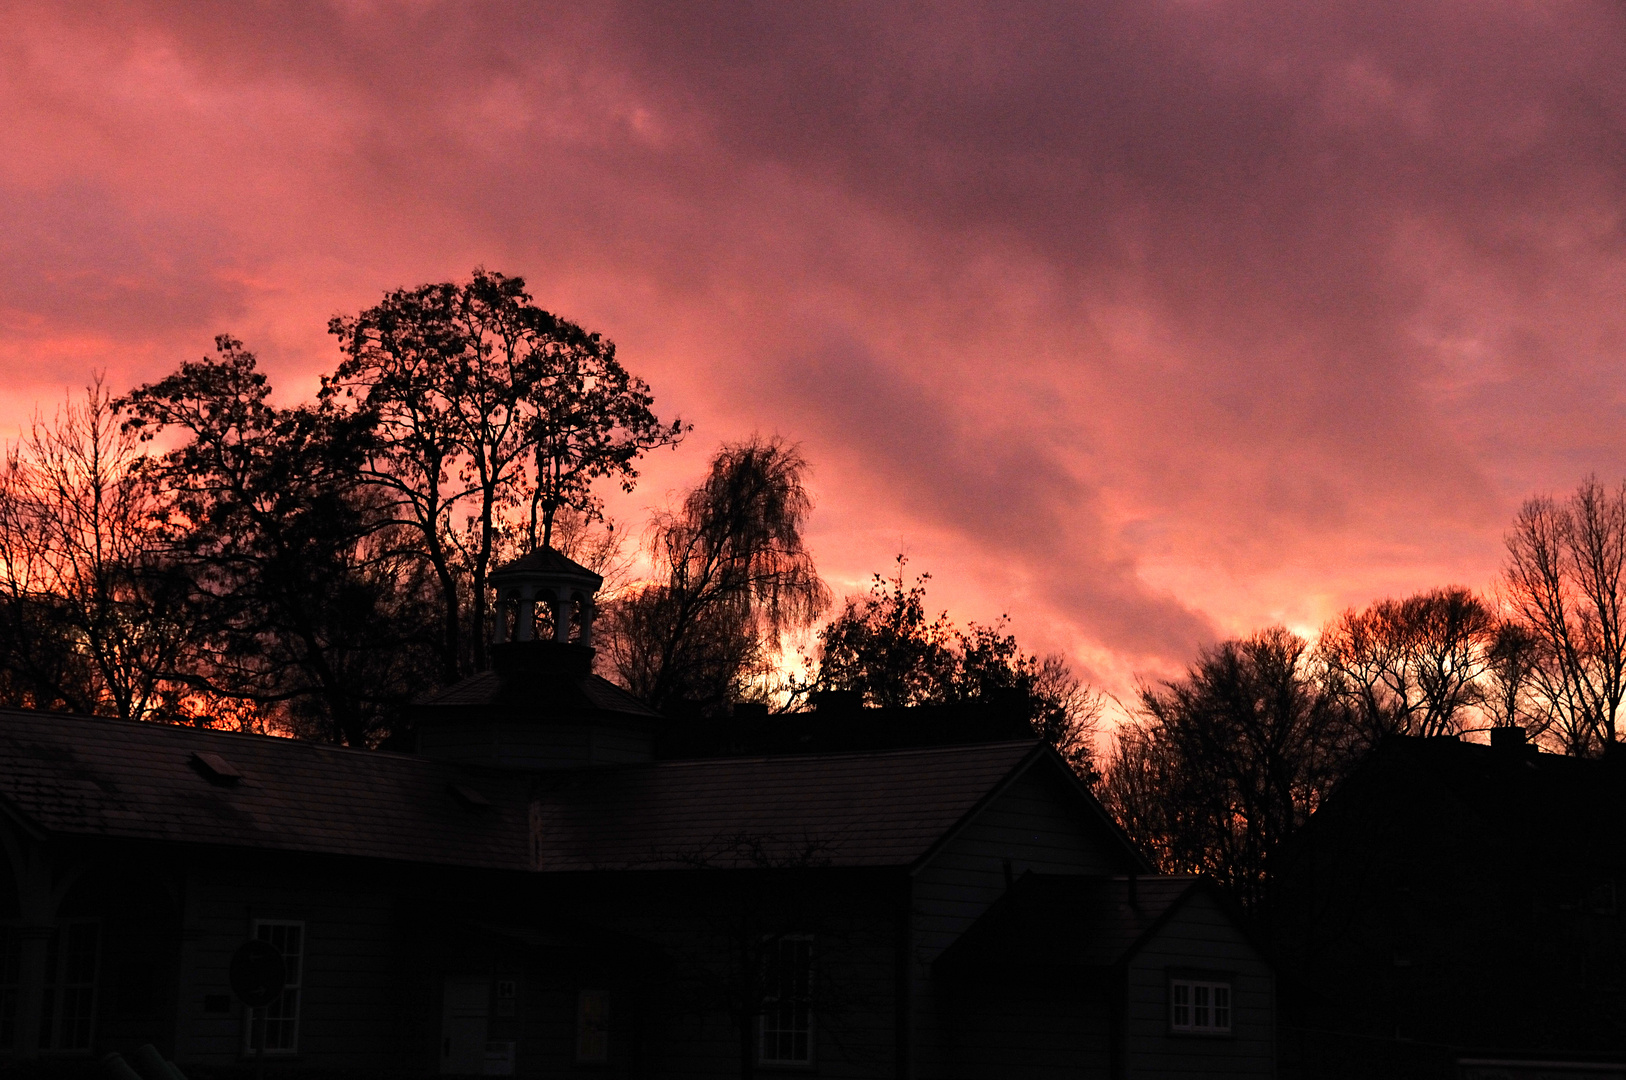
243,920,304,1055
1169,977,1231,1036
758,935,814,1067
37,919,101,1054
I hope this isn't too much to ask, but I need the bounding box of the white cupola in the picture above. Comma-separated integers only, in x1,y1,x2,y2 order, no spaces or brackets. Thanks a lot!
489,546,602,647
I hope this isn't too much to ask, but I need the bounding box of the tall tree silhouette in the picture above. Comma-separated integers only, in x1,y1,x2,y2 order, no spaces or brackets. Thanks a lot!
605,437,828,714
1502,476,1626,756
326,269,681,680
1316,586,1495,744
1101,627,1351,914
123,337,437,745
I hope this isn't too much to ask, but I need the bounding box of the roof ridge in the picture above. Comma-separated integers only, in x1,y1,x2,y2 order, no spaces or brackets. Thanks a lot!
0,706,428,762
646,738,1040,770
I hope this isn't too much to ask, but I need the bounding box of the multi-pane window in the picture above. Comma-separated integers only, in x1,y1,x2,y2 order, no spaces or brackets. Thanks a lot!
759,936,813,1065
244,921,303,1054
1170,978,1231,1035
576,989,609,1063
0,923,102,1054
38,921,100,1052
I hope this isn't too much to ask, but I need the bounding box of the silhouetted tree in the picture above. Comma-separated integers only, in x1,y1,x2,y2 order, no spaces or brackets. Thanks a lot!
1481,619,1555,740
1316,586,1495,744
814,559,957,709
811,557,1102,775
1501,476,1626,755
1101,627,1351,914
0,379,187,719
123,337,438,745
326,269,681,679
604,437,829,714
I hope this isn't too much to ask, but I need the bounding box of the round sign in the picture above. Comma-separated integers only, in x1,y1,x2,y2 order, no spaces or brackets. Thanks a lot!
229,940,287,1008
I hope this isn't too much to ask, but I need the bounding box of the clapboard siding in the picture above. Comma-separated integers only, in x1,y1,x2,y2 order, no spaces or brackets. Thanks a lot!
174,857,410,1071
1123,891,1274,1078
912,759,1130,1079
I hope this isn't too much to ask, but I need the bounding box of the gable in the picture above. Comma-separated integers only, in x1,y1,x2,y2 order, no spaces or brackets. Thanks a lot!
912,755,1143,961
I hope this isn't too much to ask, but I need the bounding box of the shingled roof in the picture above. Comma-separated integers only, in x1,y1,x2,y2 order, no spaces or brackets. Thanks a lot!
0,708,1049,874
0,707,533,870
528,740,1045,871
934,872,1212,973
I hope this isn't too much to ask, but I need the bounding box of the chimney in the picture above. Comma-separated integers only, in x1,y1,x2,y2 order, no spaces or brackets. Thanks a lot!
1490,726,1528,752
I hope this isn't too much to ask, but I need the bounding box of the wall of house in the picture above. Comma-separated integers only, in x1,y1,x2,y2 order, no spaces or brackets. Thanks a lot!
1121,890,1274,1079
911,758,1137,1079
937,974,1113,1080
171,850,423,1073
547,868,903,1080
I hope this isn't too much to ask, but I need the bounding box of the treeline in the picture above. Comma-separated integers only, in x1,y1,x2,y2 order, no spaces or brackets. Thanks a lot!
0,268,1094,761
1100,476,1626,913
0,270,684,745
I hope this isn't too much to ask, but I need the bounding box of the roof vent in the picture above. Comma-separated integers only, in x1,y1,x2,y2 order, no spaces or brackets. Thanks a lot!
191,751,242,783
448,782,491,809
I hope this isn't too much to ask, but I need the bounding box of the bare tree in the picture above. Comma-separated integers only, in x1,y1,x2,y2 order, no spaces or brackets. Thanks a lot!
1316,587,1495,744
1501,476,1626,755
0,378,186,720
1101,627,1352,914
1480,619,1555,742
604,438,829,714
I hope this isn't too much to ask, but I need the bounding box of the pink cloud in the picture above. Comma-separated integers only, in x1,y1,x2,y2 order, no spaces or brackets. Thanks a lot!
2,0,1625,698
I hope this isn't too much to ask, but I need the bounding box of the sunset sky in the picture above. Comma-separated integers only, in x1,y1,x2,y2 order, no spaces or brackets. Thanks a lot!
4,2,1625,698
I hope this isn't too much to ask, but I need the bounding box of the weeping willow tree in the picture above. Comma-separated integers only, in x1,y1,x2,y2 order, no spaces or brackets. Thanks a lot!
604,437,830,715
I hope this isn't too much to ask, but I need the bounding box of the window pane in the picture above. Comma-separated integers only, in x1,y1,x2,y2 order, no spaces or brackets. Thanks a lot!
249,922,302,1053
759,937,812,1064
1214,985,1231,1030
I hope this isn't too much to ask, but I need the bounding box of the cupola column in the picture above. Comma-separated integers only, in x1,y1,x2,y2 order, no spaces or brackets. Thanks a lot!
553,587,572,643
517,585,536,642
579,597,596,646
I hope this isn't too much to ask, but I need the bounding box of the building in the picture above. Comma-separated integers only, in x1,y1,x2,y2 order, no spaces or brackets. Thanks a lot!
1270,730,1626,1079
1,550,1274,1078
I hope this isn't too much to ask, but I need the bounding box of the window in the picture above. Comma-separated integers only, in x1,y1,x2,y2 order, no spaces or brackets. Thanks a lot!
39,921,100,1052
576,989,609,1064
759,936,813,1066
1170,978,1230,1035
244,921,303,1054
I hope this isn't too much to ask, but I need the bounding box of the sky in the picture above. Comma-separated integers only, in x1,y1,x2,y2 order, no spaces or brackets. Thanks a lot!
3,1,1625,699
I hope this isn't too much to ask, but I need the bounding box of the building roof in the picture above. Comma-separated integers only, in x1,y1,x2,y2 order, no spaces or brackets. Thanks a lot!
489,546,602,589
0,707,533,870
0,707,1047,873
1302,735,1626,873
933,872,1212,973
528,740,1045,871
415,658,660,719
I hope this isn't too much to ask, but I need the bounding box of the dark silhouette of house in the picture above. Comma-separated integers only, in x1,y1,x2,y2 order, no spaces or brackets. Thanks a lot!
1,550,1273,1078
1270,730,1626,1080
